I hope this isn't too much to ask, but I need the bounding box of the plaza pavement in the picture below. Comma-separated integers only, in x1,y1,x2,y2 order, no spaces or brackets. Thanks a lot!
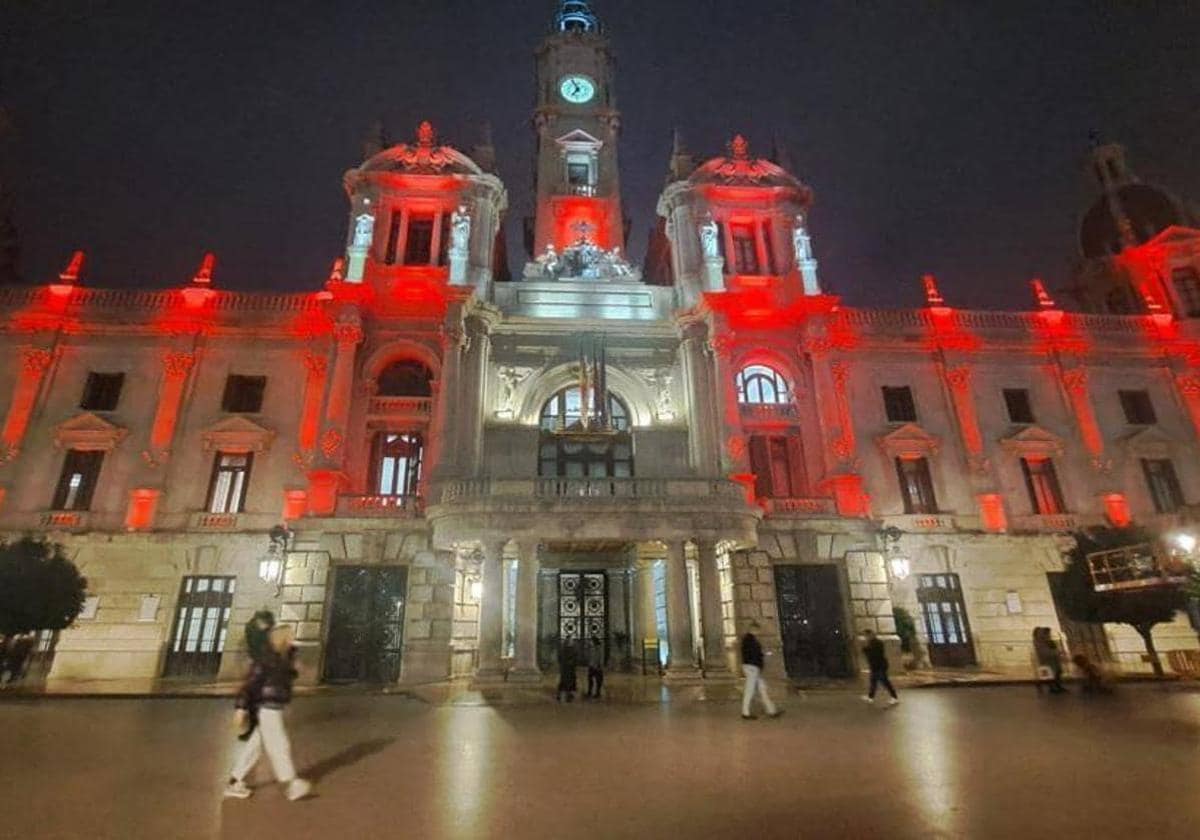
1,683,1198,839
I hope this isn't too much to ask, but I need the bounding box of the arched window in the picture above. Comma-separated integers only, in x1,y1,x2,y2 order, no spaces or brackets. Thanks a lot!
538,387,633,478
377,360,433,397
539,387,629,432
736,364,790,404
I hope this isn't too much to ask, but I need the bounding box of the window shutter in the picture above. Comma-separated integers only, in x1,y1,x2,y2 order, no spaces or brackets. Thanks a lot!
748,435,771,498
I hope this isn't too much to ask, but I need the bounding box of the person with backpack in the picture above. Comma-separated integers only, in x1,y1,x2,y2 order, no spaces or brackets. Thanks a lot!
861,629,900,706
223,625,312,802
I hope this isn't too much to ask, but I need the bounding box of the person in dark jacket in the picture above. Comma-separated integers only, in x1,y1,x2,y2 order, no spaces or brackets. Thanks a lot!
557,639,578,702
223,625,312,802
585,636,604,699
861,629,899,706
1033,627,1066,694
740,621,782,720
244,610,276,664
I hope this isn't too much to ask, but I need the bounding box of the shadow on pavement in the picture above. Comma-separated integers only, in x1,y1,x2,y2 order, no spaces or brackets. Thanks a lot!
302,736,395,782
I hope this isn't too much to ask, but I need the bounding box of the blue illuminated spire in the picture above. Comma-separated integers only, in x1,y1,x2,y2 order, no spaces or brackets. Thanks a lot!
555,1,599,33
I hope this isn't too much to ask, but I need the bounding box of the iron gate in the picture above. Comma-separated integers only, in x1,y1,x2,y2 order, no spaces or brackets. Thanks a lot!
773,564,851,678
323,565,407,683
559,571,607,651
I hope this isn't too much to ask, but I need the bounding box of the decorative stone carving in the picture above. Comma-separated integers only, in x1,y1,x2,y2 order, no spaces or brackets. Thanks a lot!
877,423,940,458
351,213,374,249
450,205,471,255
320,427,344,459
200,416,276,453
54,412,127,452
699,218,720,260
20,348,52,375
1176,374,1200,396
303,352,328,376
943,365,973,390
162,352,195,378
1060,368,1089,394
999,425,1065,458
334,323,364,346
495,366,534,417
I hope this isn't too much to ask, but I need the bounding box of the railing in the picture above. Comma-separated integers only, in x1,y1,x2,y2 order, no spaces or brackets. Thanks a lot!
739,403,800,423
192,512,239,530
1010,513,1079,533
368,396,433,417
0,286,322,313
881,513,959,532
840,307,1150,337
763,497,837,516
41,511,86,529
335,494,423,517
436,477,746,505
567,184,596,197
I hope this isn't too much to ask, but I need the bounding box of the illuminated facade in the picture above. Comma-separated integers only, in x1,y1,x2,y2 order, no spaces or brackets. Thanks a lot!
4,2,1200,686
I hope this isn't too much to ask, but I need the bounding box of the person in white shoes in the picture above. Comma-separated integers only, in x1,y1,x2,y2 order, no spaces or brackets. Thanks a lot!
740,621,783,720
224,625,312,801
861,629,900,706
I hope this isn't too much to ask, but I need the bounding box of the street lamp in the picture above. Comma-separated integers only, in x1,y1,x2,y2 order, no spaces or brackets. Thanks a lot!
258,524,291,588
881,525,911,581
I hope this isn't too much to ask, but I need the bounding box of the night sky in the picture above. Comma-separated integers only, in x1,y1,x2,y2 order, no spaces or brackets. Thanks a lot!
2,1,1198,309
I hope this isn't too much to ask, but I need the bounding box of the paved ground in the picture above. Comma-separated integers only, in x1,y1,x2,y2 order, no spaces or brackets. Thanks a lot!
1,684,1198,840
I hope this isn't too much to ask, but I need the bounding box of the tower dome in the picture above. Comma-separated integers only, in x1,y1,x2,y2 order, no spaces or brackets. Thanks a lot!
555,0,600,33
1078,142,1185,258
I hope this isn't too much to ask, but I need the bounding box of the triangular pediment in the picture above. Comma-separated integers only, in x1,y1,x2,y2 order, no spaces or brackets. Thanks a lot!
1000,425,1064,456
201,416,275,453
1121,426,1176,458
54,412,127,451
877,423,940,457
555,129,603,149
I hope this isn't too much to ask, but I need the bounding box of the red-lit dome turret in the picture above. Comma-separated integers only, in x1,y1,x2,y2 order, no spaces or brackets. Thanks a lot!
356,121,484,178
688,135,813,198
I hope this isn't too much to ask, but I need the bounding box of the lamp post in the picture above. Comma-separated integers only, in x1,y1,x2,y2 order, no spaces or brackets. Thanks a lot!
881,525,911,581
258,524,292,593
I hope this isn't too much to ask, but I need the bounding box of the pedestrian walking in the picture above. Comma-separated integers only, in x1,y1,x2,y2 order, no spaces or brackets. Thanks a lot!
1032,627,1066,694
860,629,899,706
244,610,276,664
223,625,312,802
557,638,578,702
740,621,782,720
585,635,604,699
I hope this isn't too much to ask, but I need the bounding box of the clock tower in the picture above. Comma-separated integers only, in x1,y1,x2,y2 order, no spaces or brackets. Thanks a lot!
527,1,626,267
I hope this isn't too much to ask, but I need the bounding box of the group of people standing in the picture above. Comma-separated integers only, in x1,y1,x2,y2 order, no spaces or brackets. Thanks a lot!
0,633,36,686
556,635,606,702
223,610,313,802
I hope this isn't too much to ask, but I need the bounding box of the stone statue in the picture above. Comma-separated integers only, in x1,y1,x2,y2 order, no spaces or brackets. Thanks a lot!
793,213,812,262
496,366,532,417
536,244,560,277
352,213,374,249
653,368,675,419
450,205,471,254
699,218,720,260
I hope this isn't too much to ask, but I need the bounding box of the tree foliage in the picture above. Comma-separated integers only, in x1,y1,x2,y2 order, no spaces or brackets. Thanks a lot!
0,537,87,637
1059,528,1187,676
892,606,918,654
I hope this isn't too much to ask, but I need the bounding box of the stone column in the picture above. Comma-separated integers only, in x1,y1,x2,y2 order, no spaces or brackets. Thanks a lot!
0,346,54,461
431,315,466,481
678,320,720,474
473,539,507,683
458,313,493,477
663,541,700,680
509,541,542,682
297,349,329,456
695,540,733,679
632,556,658,673
307,316,363,514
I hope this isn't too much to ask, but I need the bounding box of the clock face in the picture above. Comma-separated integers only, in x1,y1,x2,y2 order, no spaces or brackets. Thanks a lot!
559,75,596,104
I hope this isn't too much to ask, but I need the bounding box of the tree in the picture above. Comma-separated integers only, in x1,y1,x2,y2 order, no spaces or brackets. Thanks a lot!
1058,528,1187,677
0,537,88,640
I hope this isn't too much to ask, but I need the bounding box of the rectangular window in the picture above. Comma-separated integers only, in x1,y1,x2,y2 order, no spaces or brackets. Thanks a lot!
749,435,806,499
52,450,104,511
206,452,252,514
1021,457,1065,515
882,386,917,423
895,457,937,514
438,213,451,266
221,375,266,413
385,211,403,264
1173,268,1200,317
730,223,759,275
404,216,434,265
373,432,423,496
1003,388,1035,424
761,220,776,275
80,372,124,412
567,162,591,187
1119,389,1156,425
1142,458,1184,514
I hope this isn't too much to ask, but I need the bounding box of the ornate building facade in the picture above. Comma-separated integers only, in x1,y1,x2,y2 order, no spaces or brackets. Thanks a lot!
5,2,1200,686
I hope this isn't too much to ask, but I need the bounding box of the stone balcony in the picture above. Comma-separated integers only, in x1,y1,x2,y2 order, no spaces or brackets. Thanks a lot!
1009,513,1081,533
367,396,433,421
738,403,800,425
761,497,838,517
879,513,977,534
334,494,424,518
427,476,760,546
